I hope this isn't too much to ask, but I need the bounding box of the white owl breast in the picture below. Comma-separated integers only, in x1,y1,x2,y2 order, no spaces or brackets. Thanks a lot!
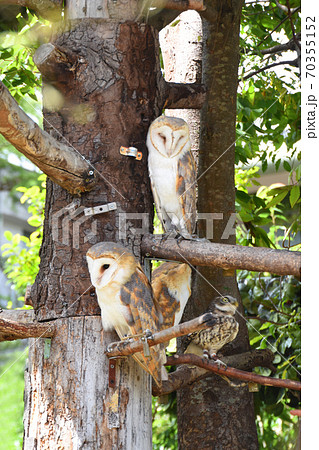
96,284,130,334
148,151,181,215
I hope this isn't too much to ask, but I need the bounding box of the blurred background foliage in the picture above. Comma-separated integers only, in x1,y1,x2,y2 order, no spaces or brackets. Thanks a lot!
0,1,300,449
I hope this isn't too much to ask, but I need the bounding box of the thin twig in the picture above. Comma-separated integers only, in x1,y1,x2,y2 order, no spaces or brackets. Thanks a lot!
242,59,298,80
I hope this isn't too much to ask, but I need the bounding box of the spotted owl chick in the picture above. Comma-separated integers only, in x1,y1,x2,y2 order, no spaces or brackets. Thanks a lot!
151,261,192,330
86,241,167,387
183,295,239,359
147,115,196,240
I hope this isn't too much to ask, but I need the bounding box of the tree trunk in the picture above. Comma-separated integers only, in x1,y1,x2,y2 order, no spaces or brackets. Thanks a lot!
24,318,151,449
159,10,202,154
177,1,259,448
24,1,163,447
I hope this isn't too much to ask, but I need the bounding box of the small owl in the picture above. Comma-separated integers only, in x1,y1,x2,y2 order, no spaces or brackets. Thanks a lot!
151,261,192,330
183,295,239,359
147,115,196,240
86,242,167,387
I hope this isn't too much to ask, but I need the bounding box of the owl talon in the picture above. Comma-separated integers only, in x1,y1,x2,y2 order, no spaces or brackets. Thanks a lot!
160,231,176,244
209,353,227,370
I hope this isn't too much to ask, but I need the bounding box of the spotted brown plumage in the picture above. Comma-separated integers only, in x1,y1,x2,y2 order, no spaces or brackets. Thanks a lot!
183,295,239,358
86,242,167,387
151,261,192,330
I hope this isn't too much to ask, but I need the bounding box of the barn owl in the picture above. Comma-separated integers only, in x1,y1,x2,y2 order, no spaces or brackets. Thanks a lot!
151,261,192,330
183,295,239,360
147,115,196,240
86,242,167,387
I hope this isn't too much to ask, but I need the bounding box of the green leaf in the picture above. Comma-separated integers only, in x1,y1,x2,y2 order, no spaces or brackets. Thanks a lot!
289,185,300,208
266,191,288,209
283,160,292,172
3,230,13,241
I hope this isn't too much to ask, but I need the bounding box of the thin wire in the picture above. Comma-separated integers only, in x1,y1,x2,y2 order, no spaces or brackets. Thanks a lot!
179,88,287,201
3,77,127,200
175,249,301,377
0,284,93,380
0,251,126,379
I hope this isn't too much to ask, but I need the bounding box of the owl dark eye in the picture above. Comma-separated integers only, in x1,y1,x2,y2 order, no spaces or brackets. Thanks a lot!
102,264,110,270
222,296,229,303
159,133,166,144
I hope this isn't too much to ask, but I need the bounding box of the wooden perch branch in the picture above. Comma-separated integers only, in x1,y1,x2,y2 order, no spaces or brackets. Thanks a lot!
33,43,78,84
154,354,300,396
141,234,301,277
0,81,96,195
150,0,206,12
152,349,276,396
3,0,62,21
106,312,215,357
0,310,55,342
163,81,206,109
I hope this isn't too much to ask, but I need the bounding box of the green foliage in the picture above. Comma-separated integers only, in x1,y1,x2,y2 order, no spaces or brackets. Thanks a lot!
239,271,301,448
0,7,45,195
0,8,46,103
0,3,301,449
1,175,46,303
0,342,27,450
152,396,178,450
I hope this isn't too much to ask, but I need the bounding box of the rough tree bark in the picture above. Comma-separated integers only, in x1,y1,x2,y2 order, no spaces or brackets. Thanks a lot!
23,1,161,447
177,1,260,448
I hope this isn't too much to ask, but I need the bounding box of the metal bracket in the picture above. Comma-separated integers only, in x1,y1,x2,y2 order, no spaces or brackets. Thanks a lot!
109,359,116,388
141,336,151,358
120,146,142,161
84,202,117,217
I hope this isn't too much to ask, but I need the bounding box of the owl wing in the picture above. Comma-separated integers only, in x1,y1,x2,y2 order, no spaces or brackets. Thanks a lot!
176,150,197,236
183,316,239,356
152,261,192,329
119,265,167,387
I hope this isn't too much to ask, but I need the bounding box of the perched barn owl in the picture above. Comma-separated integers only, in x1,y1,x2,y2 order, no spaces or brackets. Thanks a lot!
151,261,192,330
183,295,239,360
147,115,197,240
86,242,167,387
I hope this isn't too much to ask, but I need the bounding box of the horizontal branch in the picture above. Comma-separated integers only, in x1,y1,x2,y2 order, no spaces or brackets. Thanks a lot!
163,81,206,109
154,354,300,395
106,312,215,357
0,81,96,195
259,33,301,56
3,0,62,21
141,234,301,277
242,59,299,80
152,349,276,396
150,0,206,12
0,310,55,342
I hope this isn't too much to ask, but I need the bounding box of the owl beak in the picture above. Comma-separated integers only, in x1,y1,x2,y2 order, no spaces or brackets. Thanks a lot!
87,258,102,287
167,136,176,158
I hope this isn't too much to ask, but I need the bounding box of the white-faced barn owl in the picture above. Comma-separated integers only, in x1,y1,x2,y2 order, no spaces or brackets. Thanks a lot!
86,242,167,387
151,262,192,330
183,295,239,362
147,115,196,240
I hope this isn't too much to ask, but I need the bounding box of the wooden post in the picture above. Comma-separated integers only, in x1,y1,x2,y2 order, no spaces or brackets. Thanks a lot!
22,1,162,447
23,317,152,448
